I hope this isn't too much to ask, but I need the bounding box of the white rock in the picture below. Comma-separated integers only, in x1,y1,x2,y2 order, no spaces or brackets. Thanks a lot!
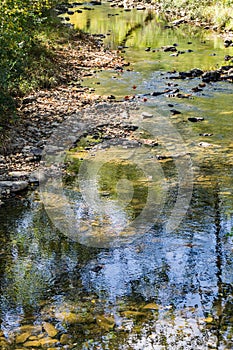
141,112,153,119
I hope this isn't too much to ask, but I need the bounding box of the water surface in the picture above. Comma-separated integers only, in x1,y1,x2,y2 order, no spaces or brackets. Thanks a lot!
0,2,233,349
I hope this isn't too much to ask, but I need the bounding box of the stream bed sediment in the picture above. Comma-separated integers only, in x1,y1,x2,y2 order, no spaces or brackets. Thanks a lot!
0,1,233,349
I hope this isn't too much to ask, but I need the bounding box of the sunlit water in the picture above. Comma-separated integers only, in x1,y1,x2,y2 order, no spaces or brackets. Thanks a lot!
0,2,233,349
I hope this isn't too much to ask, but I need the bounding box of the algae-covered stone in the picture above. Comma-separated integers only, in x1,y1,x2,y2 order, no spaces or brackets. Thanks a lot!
55,311,94,324
142,303,160,310
18,325,42,334
204,316,214,323
60,333,72,345
122,310,147,318
28,335,38,340
23,340,41,347
0,339,10,350
96,315,115,331
43,322,58,338
15,332,30,344
40,337,59,346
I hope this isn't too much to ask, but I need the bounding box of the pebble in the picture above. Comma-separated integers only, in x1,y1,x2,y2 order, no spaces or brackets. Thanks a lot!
170,109,181,115
60,334,72,345
199,142,212,147
43,322,58,338
162,45,177,52
23,340,41,347
15,332,31,344
141,112,153,119
188,117,204,122
199,133,213,137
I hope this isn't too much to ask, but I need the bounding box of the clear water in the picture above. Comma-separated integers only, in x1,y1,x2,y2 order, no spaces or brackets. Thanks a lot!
0,2,233,349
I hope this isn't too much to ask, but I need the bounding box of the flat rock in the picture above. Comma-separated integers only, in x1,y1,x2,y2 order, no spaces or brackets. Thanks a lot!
15,332,31,344
141,112,153,119
23,340,41,347
8,171,30,178
43,322,58,338
0,181,28,193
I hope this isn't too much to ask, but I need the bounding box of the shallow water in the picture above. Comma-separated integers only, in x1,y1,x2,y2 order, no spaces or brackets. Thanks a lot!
0,2,233,349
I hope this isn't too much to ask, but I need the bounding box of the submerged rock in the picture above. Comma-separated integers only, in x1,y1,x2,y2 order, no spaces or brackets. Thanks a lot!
188,117,204,122
170,109,181,115
23,340,41,347
15,332,31,344
43,322,58,338
202,70,221,82
55,311,94,324
162,45,177,52
39,337,59,346
60,333,73,345
142,303,160,310
96,315,115,331
224,38,233,48
122,310,147,318
179,68,203,79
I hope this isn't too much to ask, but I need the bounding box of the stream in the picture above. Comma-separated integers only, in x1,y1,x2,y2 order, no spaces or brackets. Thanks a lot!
0,2,233,349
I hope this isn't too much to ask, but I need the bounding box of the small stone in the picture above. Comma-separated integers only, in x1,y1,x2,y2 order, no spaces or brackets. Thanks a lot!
17,325,42,334
170,109,181,115
143,303,160,310
199,142,212,147
23,340,41,347
172,18,186,26
141,112,153,119
162,45,177,52
60,334,72,345
107,95,115,100
122,310,147,318
224,38,233,48
0,156,6,163
43,322,58,338
96,315,115,331
39,338,59,346
199,133,213,137
136,5,146,10
55,311,94,324
15,332,30,344
188,117,204,122
202,70,221,82
28,336,38,340
22,96,36,105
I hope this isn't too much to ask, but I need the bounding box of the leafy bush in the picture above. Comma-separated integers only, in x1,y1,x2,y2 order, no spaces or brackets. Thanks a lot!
0,0,60,125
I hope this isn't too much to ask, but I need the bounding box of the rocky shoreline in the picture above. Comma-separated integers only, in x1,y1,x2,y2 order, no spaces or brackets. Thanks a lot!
0,2,232,203
0,30,128,203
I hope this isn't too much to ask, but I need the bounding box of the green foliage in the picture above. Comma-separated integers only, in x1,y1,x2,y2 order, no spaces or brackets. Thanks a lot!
156,0,233,26
0,0,60,127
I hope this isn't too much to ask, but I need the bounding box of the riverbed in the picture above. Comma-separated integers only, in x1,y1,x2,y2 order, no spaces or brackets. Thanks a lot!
0,2,233,349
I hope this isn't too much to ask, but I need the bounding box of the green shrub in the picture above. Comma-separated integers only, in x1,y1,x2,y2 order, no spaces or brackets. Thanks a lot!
0,0,60,127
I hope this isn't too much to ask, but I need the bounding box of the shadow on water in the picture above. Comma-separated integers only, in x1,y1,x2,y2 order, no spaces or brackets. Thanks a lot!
0,2,233,349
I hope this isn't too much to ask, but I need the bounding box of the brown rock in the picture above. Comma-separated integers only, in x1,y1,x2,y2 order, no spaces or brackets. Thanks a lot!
15,332,30,344
43,322,58,338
